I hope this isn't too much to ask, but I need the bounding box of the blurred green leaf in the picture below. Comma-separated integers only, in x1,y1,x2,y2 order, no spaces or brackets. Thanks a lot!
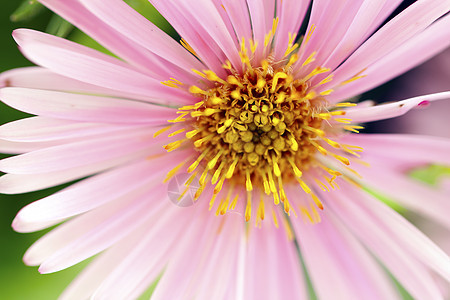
10,0,45,22
409,164,450,185
46,14,74,38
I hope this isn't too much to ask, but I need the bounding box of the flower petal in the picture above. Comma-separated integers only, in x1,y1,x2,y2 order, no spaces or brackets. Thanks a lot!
13,29,194,106
0,87,177,124
292,209,399,300
328,14,450,101
13,152,187,232
0,127,161,174
326,184,446,300
0,117,127,142
326,0,450,89
38,0,175,79
77,0,205,77
344,92,450,123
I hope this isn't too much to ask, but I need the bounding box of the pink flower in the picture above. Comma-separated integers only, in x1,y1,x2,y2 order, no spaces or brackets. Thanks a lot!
1,1,450,299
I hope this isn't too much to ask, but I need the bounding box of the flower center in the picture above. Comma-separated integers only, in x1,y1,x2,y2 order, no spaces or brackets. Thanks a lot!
187,67,324,197
160,24,365,224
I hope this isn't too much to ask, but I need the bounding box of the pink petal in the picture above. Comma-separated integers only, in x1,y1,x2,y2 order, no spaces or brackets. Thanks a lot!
354,158,450,229
12,152,186,231
38,0,174,79
0,146,154,194
59,226,148,300
295,0,351,71
244,222,308,300
24,189,145,266
273,0,310,60
342,133,450,166
37,189,169,274
13,29,194,106
344,92,450,123
246,0,276,61
219,0,253,44
0,87,177,124
93,206,197,299
297,0,363,77
0,67,158,102
320,0,389,70
77,0,204,77
176,0,241,68
0,138,68,154
149,1,229,75
325,0,450,90
326,184,445,299
292,211,399,300
0,117,128,142
328,14,450,101
0,127,160,174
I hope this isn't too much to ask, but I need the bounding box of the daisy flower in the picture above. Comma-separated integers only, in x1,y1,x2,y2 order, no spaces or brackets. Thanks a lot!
1,0,450,299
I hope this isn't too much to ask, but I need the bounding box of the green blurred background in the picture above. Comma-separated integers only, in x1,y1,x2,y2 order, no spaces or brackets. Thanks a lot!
0,2,88,299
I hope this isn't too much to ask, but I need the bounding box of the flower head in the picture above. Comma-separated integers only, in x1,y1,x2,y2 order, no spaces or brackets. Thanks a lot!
1,0,450,299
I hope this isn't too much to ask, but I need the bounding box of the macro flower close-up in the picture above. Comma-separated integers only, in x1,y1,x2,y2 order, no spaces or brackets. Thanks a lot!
1,0,450,299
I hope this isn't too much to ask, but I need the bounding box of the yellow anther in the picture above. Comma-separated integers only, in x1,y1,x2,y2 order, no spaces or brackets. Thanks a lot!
213,173,226,194
302,51,317,67
187,149,209,173
181,38,197,56
303,125,325,137
287,157,303,177
271,72,288,93
212,161,226,184
334,118,352,124
191,69,206,78
297,178,311,194
250,39,258,53
335,102,357,107
289,136,299,151
210,96,223,105
226,157,239,178
302,24,316,48
261,171,271,195
207,149,223,170
257,198,265,223
194,134,213,147
231,89,241,99
229,193,239,210
204,70,227,84
320,89,334,96
323,138,341,149
286,54,298,69
319,74,334,85
186,129,200,139
153,125,172,138
315,178,330,192
304,67,330,82
189,85,206,95
275,92,286,104
330,153,350,165
168,128,186,137
311,193,323,210
272,155,281,177
222,60,232,70
245,191,252,222
271,209,279,228
164,160,186,183
245,169,253,191
256,78,266,90
261,60,270,72
164,139,186,152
